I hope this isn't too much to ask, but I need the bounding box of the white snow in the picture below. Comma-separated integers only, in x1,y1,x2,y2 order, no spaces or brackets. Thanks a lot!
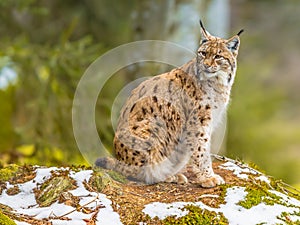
0,167,57,210
15,222,30,225
96,196,123,225
219,161,259,179
143,202,189,219
0,167,123,225
220,187,299,225
143,186,300,225
255,175,271,184
69,169,93,196
219,161,272,185
269,190,300,207
198,194,219,199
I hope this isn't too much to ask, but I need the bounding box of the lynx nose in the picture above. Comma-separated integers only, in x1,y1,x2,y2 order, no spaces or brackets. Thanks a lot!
203,63,217,73
203,62,211,70
203,59,215,69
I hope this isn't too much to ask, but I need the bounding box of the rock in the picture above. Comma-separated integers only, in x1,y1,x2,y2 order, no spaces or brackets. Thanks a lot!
0,156,299,225
35,175,77,207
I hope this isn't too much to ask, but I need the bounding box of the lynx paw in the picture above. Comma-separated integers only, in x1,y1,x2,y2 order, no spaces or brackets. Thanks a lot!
197,174,225,188
165,173,188,185
95,157,116,170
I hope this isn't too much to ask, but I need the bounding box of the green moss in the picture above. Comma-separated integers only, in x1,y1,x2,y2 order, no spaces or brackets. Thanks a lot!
88,171,112,192
106,170,128,184
36,176,76,207
93,167,127,184
269,177,300,202
217,184,234,206
238,186,281,209
0,165,19,182
248,161,266,174
278,211,300,225
0,211,16,225
69,165,92,173
162,205,228,225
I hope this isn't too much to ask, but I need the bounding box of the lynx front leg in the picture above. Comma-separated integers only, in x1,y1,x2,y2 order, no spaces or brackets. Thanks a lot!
192,135,224,187
186,118,224,188
183,105,225,188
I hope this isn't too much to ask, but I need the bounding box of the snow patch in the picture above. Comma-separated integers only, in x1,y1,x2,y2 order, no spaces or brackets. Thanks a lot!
219,161,258,179
269,190,300,207
0,167,122,225
143,186,300,225
15,222,30,225
143,202,189,220
255,175,271,184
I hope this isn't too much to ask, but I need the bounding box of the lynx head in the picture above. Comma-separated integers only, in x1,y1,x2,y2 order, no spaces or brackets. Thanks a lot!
196,20,243,86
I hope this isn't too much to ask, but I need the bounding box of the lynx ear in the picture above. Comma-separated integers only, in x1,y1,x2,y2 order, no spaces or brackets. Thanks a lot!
226,29,243,53
199,20,211,43
226,35,240,53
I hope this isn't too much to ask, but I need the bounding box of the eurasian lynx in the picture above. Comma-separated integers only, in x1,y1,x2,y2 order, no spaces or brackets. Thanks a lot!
96,21,243,188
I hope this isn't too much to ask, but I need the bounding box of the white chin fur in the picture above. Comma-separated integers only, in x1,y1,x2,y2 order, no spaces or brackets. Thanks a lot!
203,70,229,86
216,70,230,86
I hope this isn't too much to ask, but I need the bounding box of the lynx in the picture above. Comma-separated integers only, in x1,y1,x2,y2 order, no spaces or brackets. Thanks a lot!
96,21,243,188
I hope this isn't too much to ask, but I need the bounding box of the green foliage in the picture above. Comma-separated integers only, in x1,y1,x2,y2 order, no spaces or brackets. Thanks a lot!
227,55,300,184
228,58,285,155
0,15,105,166
0,87,15,152
0,0,141,166
225,1,300,186
0,56,15,151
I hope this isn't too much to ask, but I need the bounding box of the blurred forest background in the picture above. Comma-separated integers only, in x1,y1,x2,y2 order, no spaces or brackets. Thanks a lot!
0,0,299,186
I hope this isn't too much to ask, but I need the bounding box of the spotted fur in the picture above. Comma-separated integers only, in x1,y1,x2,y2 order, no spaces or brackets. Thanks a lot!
96,21,242,188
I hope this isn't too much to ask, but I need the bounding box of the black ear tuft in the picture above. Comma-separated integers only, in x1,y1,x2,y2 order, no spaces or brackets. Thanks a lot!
199,19,210,41
237,29,244,36
199,20,205,31
199,20,208,36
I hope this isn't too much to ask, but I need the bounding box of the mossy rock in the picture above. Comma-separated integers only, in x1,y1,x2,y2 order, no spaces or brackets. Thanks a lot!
35,176,76,207
87,171,112,192
0,211,16,225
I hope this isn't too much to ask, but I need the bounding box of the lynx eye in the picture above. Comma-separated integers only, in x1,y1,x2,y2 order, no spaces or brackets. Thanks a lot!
198,51,207,57
214,54,222,59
